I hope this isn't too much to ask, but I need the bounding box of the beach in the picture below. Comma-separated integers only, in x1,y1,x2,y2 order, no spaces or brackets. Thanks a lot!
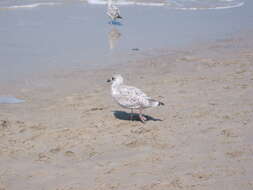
1,32,253,189
1,0,253,189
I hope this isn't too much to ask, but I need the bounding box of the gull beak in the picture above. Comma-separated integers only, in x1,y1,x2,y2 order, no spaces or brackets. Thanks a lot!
107,79,111,83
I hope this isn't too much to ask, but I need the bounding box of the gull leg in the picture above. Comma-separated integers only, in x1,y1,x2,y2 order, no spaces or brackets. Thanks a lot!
139,108,147,123
130,109,133,121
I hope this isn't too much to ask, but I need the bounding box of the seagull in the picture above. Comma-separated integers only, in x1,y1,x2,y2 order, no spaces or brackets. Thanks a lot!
107,0,122,23
107,74,164,122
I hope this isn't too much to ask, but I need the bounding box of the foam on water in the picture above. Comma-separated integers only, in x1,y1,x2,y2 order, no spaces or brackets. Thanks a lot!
174,2,245,10
0,0,245,10
86,0,165,6
86,0,245,10
0,2,60,10
0,96,25,104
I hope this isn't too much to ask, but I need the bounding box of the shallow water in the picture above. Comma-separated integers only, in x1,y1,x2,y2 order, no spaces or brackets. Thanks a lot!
0,96,25,104
0,0,252,82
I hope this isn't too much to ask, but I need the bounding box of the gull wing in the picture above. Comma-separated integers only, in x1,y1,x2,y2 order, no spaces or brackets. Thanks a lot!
114,85,150,108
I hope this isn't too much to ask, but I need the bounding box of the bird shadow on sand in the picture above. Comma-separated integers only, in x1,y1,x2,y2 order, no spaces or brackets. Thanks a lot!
113,110,163,122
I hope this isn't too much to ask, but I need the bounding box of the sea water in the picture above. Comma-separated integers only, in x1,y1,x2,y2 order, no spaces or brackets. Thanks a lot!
0,0,252,83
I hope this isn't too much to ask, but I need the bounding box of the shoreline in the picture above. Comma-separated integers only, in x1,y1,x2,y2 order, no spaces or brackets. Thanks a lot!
1,0,253,85
1,27,253,96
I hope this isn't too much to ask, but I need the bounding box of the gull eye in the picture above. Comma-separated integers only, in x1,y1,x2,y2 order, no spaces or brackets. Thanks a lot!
112,77,115,80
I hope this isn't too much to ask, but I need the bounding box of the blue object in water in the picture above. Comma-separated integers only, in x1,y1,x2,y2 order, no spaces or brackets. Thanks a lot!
109,21,122,26
0,96,25,104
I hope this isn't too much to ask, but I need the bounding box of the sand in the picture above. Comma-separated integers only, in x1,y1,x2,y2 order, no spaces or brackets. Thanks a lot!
1,34,253,189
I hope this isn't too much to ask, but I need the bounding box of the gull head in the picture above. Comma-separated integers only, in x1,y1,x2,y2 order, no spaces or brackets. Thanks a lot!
107,74,123,85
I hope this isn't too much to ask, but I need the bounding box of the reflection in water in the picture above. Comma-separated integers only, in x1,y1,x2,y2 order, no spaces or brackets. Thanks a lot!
108,27,121,50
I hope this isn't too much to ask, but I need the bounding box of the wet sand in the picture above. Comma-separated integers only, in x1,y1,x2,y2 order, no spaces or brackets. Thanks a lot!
1,32,253,189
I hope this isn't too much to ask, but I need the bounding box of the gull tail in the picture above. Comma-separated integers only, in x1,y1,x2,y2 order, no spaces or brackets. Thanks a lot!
148,99,165,107
158,101,165,106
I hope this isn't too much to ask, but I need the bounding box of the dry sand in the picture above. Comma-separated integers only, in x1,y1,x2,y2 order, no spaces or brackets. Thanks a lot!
1,35,253,190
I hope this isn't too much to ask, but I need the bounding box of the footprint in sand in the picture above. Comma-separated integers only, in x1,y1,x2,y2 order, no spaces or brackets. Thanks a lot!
0,120,9,129
49,147,61,154
64,150,75,157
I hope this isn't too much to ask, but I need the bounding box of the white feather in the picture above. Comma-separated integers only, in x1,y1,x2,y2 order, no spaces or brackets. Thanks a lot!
110,74,161,109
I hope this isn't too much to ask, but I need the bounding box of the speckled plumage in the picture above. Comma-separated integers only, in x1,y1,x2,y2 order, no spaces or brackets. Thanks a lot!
107,4,122,21
108,74,164,122
113,84,156,108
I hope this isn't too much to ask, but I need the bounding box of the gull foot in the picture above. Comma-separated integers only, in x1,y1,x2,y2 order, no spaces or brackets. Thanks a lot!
139,115,147,123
